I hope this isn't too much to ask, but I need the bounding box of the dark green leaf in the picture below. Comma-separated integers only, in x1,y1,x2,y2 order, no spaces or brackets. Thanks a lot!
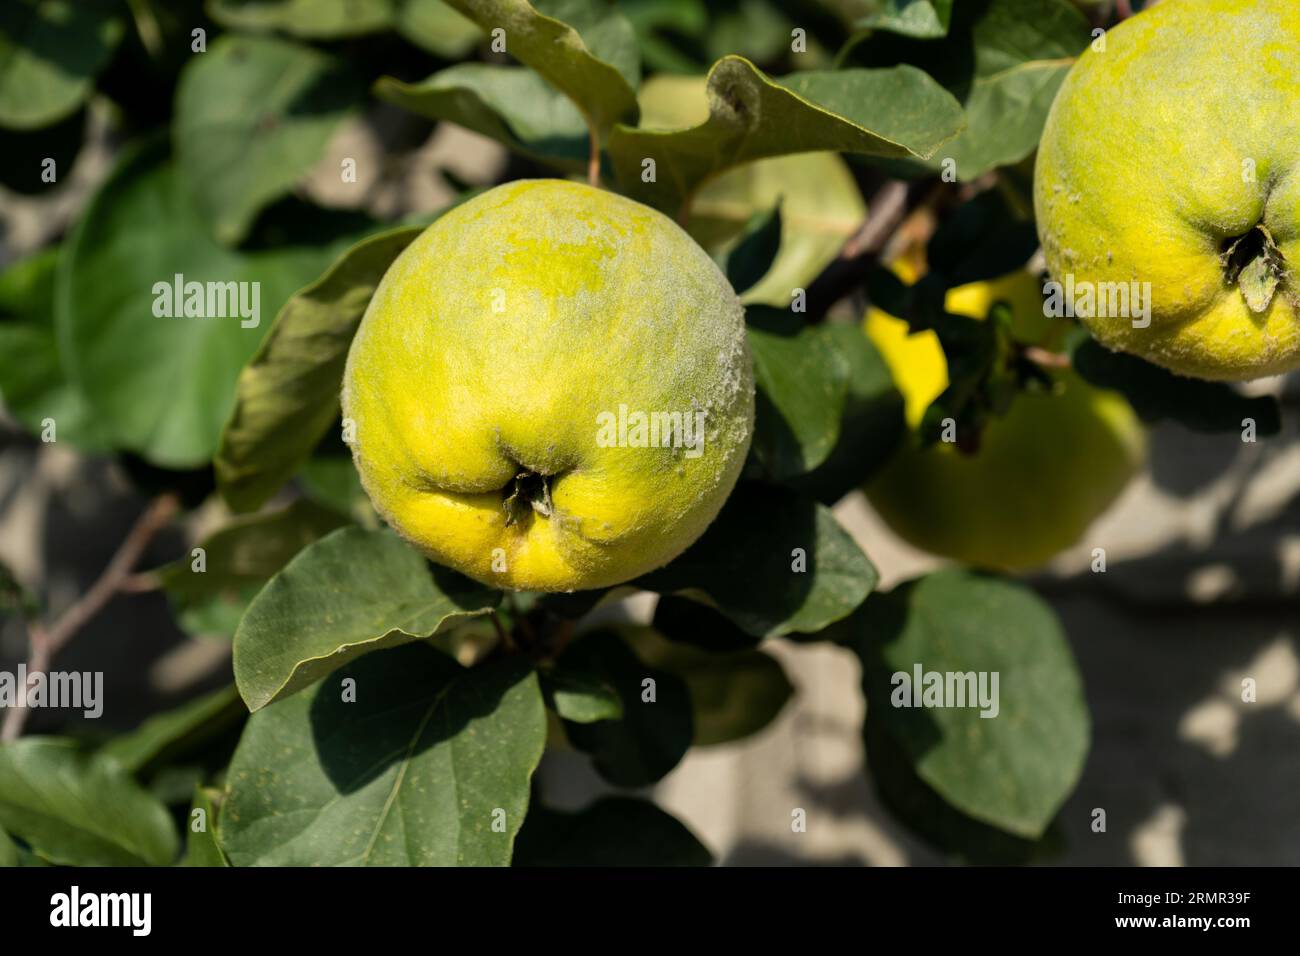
652,593,758,652
559,629,692,787
926,189,1039,287
441,0,640,140
175,33,361,246
724,202,782,296
0,248,106,449
785,323,905,504
747,307,850,479
56,139,375,468
515,797,711,866
610,57,963,215
1070,336,1281,436
540,668,623,723
374,64,588,170
0,0,124,129
640,482,876,638
0,738,179,866
99,685,246,775
215,225,423,513
221,644,546,865
0,105,83,193
233,526,499,711
851,569,1089,838
158,499,348,638
628,625,793,746
865,716,1063,863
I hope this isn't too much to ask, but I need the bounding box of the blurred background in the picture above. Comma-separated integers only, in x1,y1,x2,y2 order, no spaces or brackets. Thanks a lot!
3,0,1297,865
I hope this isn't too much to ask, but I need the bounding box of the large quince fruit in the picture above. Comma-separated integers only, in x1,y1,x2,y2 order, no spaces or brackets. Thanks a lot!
343,180,754,591
1035,0,1300,380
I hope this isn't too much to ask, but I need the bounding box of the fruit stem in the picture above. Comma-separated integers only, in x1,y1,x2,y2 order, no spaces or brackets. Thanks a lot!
587,126,601,189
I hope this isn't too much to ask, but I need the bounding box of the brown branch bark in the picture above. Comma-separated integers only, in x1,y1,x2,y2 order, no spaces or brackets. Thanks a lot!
1,493,180,741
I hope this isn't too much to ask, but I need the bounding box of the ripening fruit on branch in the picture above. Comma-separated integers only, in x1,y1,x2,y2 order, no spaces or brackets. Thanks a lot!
343,180,754,592
863,267,1145,571
1035,0,1300,381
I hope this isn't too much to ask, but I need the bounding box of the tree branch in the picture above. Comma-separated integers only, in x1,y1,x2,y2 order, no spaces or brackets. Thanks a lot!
1,493,180,741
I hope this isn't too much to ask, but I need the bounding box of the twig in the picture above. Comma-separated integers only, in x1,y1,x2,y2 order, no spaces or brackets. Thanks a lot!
841,180,911,260
801,179,927,320
1,494,180,741
1023,346,1072,370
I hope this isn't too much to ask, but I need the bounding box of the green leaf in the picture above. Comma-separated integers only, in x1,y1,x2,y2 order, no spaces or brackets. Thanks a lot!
181,786,229,867
375,63,588,171
515,797,711,866
212,0,482,56
175,33,361,246
640,482,876,638
559,629,692,787
396,0,482,57
844,0,1089,180
441,0,640,140
618,0,707,73
299,454,374,521
628,625,792,747
695,153,867,308
215,225,423,513
610,57,963,215
0,825,17,866
724,202,781,296
0,248,106,449
785,322,905,504
0,0,125,130
0,738,180,866
747,308,850,479
540,668,623,723
220,644,546,866
158,499,348,638
100,685,246,775
1069,336,1281,436
233,526,499,711
864,716,1063,864
652,593,758,652
207,0,393,37
635,75,870,306
56,139,376,468
852,0,953,38
851,569,1089,839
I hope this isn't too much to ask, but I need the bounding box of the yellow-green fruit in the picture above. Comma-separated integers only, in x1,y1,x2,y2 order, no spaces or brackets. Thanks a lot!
1035,0,1300,381
863,271,1145,571
342,180,754,592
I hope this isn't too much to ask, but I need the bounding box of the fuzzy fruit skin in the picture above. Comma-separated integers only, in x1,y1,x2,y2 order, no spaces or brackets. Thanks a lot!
342,180,754,592
1035,0,1300,381
863,270,1145,571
